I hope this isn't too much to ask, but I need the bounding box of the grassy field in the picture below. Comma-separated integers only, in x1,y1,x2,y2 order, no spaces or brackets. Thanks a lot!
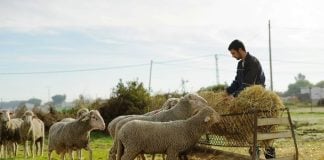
3,106,324,160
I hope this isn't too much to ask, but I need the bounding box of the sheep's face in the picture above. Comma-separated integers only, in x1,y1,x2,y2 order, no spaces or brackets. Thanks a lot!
82,110,105,130
0,110,12,123
161,98,180,110
184,93,209,114
76,108,90,118
22,111,34,123
202,107,221,126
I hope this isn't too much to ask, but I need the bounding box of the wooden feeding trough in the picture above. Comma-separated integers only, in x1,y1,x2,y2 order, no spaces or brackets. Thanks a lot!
198,108,298,160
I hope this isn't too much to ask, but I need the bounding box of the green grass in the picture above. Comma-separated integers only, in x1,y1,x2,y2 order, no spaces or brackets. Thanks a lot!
3,106,324,160
2,132,113,160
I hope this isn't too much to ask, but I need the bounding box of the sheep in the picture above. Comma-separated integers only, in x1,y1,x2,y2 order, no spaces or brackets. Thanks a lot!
48,110,105,160
60,108,90,122
19,110,45,159
108,98,180,139
107,98,179,160
0,119,3,158
60,108,90,160
116,106,221,160
0,110,23,158
144,98,180,116
108,93,208,160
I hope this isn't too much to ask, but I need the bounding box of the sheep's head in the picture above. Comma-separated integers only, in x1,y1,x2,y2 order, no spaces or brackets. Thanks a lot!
183,93,208,114
199,107,221,126
76,108,90,118
0,110,12,123
22,111,34,124
79,110,105,130
161,98,180,110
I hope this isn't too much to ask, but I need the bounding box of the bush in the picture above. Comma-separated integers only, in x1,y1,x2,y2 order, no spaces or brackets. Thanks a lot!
98,80,150,126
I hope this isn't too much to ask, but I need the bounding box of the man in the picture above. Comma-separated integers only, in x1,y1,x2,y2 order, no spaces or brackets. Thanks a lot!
226,39,265,97
226,39,275,159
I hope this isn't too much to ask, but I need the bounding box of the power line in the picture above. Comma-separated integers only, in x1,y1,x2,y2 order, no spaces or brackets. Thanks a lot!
0,63,150,75
155,54,214,64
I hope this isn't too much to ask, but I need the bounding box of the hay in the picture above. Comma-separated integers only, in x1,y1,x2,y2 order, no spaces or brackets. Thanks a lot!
202,85,285,145
231,85,284,114
198,91,234,114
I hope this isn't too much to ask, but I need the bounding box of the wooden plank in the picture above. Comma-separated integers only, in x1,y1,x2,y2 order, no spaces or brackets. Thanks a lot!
258,117,290,126
266,155,296,160
257,131,292,141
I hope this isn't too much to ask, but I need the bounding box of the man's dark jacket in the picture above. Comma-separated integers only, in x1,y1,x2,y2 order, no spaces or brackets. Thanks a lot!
226,52,265,96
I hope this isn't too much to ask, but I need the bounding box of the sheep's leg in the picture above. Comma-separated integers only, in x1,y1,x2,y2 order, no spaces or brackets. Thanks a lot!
77,149,82,160
60,153,66,160
151,154,155,160
0,145,1,158
48,150,52,160
41,137,44,156
23,141,27,158
85,146,92,160
68,149,74,160
108,142,117,160
166,150,178,160
31,140,35,158
140,154,146,160
121,151,138,160
162,154,166,160
4,142,7,159
15,142,18,157
36,141,39,156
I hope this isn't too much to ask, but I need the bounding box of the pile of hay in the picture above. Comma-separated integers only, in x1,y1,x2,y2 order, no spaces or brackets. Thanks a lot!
198,91,234,114
199,85,285,145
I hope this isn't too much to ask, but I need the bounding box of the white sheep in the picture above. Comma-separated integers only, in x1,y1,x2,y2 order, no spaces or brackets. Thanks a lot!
116,106,220,160
60,108,90,160
108,93,208,160
108,98,179,139
0,110,23,158
107,98,179,160
48,110,105,160
19,110,45,158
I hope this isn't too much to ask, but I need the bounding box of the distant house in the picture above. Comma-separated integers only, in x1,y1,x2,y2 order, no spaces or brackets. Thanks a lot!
300,87,324,104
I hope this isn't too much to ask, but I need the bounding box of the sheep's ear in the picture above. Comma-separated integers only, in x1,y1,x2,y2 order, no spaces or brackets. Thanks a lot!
204,116,211,122
79,114,90,122
192,109,199,115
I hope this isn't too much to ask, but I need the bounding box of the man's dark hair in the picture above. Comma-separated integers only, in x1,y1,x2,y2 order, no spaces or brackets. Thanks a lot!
228,39,246,51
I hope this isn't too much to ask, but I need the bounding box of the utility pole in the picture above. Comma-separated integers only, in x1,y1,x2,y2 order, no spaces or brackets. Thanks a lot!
268,20,273,91
215,54,220,85
309,86,313,112
148,60,153,93
47,87,51,102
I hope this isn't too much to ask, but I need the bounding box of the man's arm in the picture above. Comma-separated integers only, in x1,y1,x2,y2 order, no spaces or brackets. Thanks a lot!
226,74,240,95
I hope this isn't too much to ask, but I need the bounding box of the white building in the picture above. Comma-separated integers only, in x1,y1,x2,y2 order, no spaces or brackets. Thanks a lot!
300,87,324,104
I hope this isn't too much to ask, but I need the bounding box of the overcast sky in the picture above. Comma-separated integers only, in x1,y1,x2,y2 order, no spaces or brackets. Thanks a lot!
0,0,323,102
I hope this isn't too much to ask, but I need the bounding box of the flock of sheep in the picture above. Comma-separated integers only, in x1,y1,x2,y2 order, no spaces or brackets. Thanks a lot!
0,93,221,160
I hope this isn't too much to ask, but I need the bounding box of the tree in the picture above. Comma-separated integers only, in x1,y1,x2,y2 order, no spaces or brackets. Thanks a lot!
51,94,66,105
295,73,306,81
285,73,313,96
315,81,324,88
99,79,150,126
27,98,42,106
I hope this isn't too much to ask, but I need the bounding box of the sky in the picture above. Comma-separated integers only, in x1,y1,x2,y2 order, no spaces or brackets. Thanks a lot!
0,0,323,102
